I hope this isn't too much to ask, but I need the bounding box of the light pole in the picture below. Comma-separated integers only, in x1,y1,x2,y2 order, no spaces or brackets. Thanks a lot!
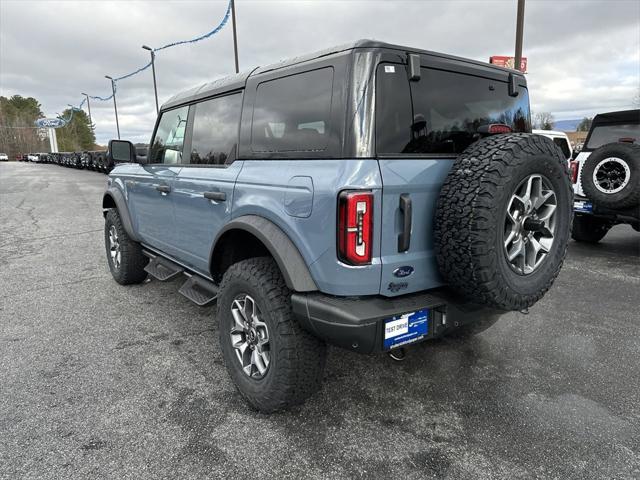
514,0,525,72
81,93,93,131
231,0,239,73
142,45,159,114
105,75,120,139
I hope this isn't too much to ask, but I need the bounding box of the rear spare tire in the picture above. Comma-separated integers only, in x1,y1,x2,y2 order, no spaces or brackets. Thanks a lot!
580,143,640,209
435,133,572,311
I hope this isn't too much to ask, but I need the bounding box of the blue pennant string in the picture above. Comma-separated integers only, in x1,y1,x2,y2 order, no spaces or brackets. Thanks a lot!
40,0,232,128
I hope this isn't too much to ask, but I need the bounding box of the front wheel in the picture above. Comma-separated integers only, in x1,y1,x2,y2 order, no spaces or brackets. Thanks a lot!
571,214,611,243
104,209,148,284
217,257,327,413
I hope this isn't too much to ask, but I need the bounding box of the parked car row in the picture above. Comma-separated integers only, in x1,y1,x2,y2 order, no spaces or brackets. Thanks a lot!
16,146,148,172
17,150,113,173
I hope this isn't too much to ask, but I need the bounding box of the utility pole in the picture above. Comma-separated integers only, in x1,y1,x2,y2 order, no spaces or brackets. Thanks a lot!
81,93,93,131
142,45,159,114
105,75,120,139
231,0,239,73
514,0,525,72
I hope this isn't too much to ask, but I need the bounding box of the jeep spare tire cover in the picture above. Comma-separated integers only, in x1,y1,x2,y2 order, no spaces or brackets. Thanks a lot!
580,142,640,209
434,133,572,311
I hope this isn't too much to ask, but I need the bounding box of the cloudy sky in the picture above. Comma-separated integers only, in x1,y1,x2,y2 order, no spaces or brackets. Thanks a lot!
1,0,638,145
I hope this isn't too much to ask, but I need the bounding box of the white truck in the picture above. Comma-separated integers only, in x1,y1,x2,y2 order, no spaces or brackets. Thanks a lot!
533,129,573,161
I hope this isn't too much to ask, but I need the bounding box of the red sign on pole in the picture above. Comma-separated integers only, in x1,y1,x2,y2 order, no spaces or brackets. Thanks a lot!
490,56,527,73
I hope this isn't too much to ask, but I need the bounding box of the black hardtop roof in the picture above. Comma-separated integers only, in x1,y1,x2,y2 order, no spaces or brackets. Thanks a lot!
162,39,522,110
592,109,640,125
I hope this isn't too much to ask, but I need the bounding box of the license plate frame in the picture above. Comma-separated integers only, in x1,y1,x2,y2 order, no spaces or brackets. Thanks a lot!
383,308,429,350
574,200,593,213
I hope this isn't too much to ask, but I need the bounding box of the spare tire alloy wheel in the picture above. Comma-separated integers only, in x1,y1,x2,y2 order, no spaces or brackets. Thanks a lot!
504,174,557,275
592,157,630,195
230,294,270,379
435,133,572,312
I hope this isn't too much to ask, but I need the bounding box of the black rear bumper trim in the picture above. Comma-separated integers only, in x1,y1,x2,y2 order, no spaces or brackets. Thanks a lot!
291,289,504,353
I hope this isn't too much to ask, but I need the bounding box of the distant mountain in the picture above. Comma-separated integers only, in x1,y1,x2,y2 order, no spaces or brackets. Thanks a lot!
553,119,581,131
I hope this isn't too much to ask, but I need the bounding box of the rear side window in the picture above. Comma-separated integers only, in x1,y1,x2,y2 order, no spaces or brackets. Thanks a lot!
149,106,189,164
586,124,639,150
190,93,242,165
376,63,531,155
251,68,334,152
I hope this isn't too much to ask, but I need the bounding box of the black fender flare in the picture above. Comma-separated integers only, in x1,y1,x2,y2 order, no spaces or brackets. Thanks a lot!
102,187,140,242
211,215,317,292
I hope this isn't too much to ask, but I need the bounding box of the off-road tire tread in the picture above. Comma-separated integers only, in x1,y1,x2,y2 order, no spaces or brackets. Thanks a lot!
104,209,148,285
218,257,327,413
434,133,572,311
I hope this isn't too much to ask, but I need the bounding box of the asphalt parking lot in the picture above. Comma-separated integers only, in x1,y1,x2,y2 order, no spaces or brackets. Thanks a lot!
1,161,639,479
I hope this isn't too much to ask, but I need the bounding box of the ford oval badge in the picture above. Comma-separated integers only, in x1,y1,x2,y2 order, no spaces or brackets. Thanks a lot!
393,266,414,278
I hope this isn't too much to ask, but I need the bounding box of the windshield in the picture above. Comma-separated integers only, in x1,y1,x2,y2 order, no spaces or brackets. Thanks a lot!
376,64,531,155
586,124,639,150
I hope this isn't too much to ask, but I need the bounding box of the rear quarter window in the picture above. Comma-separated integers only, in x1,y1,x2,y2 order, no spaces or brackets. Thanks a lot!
251,68,334,153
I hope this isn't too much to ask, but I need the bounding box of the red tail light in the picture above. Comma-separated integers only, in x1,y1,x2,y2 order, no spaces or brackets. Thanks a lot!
338,191,373,265
569,160,579,184
488,124,512,134
478,123,512,135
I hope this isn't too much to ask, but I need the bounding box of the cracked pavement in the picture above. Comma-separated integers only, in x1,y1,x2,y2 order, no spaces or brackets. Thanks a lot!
1,162,639,479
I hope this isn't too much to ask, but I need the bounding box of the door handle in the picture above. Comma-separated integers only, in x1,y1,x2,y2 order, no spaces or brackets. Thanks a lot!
155,185,171,194
204,191,226,202
398,193,412,252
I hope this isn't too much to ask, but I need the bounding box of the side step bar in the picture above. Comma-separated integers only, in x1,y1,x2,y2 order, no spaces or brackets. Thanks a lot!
143,250,218,307
143,250,184,281
178,274,218,307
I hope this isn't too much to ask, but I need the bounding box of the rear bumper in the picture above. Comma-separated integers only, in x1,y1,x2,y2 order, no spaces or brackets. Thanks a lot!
574,195,640,224
291,288,504,353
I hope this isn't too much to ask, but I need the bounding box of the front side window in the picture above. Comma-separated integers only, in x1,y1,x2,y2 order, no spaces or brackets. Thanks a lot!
376,63,531,155
149,105,189,164
586,124,639,150
190,93,242,165
251,68,334,152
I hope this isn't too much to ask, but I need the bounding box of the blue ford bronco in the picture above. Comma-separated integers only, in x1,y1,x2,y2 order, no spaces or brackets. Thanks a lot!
103,40,572,412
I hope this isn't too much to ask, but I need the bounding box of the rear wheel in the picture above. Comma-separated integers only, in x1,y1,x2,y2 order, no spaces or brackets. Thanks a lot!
571,214,611,243
217,257,327,413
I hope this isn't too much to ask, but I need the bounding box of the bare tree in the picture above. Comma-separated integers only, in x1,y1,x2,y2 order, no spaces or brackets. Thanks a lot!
534,112,555,130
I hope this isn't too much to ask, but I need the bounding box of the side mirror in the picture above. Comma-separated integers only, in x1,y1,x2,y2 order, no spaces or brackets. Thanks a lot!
107,139,139,165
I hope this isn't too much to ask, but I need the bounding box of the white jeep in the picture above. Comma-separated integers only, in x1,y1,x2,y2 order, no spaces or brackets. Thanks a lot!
533,129,572,161
569,110,639,242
